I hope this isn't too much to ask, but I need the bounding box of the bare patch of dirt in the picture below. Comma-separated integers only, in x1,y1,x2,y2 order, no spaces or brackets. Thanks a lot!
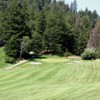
68,56,81,59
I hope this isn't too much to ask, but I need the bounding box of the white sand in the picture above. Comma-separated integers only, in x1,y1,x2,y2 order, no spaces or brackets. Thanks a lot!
30,62,42,65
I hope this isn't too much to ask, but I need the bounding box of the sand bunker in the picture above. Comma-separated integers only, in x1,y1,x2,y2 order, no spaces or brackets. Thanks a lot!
30,62,42,65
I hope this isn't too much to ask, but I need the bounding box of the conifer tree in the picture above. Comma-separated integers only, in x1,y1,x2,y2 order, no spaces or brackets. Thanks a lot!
3,1,31,61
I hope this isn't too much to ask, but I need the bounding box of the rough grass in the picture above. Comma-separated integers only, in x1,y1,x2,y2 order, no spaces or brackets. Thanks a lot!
0,55,100,100
0,47,11,68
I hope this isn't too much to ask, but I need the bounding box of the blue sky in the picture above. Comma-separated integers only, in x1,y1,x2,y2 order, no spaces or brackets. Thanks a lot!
64,0,100,15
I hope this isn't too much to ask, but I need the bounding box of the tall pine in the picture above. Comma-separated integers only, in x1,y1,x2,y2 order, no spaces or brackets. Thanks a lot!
3,1,31,62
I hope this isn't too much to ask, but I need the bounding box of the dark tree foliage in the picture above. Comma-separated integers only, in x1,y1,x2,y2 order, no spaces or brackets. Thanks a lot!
2,1,31,61
43,12,67,54
0,0,8,40
0,0,99,62
3,1,31,42
5,36,20,59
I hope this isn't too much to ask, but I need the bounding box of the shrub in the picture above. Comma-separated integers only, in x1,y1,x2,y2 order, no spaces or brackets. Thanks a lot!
81,48,97,60
64,51,72,58
5,56,16,63
96,47,100,58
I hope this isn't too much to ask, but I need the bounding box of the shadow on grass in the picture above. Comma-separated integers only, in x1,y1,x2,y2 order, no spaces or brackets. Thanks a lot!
28,54,47,61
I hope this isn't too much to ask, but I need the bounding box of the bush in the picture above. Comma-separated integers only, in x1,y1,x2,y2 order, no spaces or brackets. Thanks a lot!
81,48,97,60
5,56,16,63
64,51,72,57
96,47,100,58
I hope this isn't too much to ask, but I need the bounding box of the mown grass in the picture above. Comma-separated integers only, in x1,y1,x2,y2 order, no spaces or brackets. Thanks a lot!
0,54,100,100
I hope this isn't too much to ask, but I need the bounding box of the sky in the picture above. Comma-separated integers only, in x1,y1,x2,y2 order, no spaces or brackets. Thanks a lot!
64,0,100,15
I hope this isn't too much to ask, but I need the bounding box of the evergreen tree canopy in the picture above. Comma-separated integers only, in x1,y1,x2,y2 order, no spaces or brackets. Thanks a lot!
0,0,99,62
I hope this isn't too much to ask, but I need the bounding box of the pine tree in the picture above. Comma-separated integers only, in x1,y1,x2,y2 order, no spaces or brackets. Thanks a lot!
3,1,31,42
74,15,91,55
3,1,31,61
87,19,100,49
43,13,67,54
35,11,46,35
5,36,20,61
70,0,77,13
0,0,8,39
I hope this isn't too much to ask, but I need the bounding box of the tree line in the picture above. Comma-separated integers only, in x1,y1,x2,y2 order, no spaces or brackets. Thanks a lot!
0,0,99,62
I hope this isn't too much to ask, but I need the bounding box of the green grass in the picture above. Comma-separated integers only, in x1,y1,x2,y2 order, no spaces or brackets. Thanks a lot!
0,47,11,68
0,54,100,100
